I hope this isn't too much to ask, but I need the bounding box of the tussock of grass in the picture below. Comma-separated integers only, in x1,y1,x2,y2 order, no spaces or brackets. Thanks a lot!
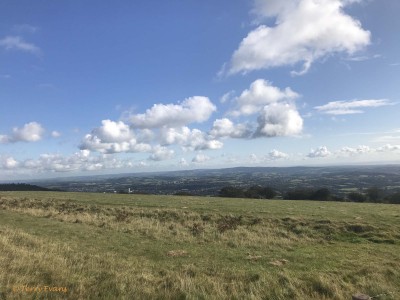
0,192,399,299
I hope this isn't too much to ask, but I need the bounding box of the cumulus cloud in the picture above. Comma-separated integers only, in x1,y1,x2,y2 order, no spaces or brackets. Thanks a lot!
160,126,223,151
148,146,174,161
0,36,41,55
377,144,400,152
308,146,331,158
13,122,45,142
268,149,289,159
2,150,137,173
0,122,45,143
255,103,303,137
209,118,252,139
230,79,299,116
80,120,151,154
129,96,216,128
220,80,303,139
225,0,370,75
315,99,392,115
337,145,371,156
192,153,210,163
0,157,19,169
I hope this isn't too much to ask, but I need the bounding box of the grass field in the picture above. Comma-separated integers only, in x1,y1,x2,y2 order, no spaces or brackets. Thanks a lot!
0,191,399,299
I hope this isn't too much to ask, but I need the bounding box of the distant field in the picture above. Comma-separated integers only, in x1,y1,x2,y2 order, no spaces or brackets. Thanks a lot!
0,192,399,299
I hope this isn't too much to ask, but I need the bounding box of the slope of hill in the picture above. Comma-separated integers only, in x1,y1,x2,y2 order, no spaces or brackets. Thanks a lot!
0,183,54,192
0,191,399,299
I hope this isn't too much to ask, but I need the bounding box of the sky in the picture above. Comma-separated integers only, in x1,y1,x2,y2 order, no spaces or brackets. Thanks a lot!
1,0,400,180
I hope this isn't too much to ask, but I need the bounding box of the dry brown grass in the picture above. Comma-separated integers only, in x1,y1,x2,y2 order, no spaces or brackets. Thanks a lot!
0,192,399,299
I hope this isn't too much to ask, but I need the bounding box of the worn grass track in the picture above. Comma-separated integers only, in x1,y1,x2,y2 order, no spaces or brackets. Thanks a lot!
0,191,399,299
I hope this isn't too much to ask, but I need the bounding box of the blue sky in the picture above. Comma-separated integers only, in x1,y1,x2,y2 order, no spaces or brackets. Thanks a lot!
1,0,399,180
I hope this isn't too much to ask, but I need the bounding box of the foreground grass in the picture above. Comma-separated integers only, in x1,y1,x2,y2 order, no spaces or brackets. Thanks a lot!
0,192,399,299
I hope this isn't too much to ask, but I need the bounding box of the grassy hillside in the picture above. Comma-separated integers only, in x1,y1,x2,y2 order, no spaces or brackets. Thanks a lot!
0,192,399,299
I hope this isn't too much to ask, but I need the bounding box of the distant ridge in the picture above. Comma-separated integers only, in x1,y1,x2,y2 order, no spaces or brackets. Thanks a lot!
0,183,55,192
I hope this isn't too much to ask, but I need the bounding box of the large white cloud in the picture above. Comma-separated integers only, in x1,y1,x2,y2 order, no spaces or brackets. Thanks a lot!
160,126,223,151
226,0,370,75
255,103,303,137
209,118,252,139
315,99,392,115
222,79,303,139
148,146,174,161
80,120,151,154
130,96,216,128
230,79,299,116
0,122,45,143
91,120,132,143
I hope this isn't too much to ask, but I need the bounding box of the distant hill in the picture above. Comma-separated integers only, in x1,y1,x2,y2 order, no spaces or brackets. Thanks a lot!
0,183,54,192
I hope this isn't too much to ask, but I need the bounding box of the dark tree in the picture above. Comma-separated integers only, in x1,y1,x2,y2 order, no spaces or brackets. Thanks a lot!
310,188,331,201
245,185,275,199
385,192,400,204
218,186,246,198
284,189,313,200
0,183,53,192
347,192,367,203
366,187,381,203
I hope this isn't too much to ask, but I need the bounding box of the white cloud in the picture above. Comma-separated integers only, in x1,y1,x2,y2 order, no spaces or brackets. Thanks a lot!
308,146,331,158
255,103,303,137
268,149,289,159
209,118,252,139
192,153,210,163
18,150,138,173
51,131,61,138
12,122,45,142
12,24,38,34
0,122,45,143
92,120,132,143
337,145,371,156
230,79,299,116
1,157,19,169
377,144,400,152
179,158,189,166
220,90,235,103
0,36,41,55
80,120,151,154
130,96,216,128
225,0,370,75
160,126,223,151
148,146,174,161
315,99,392,115
0,135,8,143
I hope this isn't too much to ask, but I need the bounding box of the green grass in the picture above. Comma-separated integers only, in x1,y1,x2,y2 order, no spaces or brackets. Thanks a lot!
0,191,399,299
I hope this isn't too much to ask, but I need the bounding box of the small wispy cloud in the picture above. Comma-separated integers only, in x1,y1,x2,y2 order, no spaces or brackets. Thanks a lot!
0,36,41,55
12,24,38,34
345,54,381,62
315,99,393,115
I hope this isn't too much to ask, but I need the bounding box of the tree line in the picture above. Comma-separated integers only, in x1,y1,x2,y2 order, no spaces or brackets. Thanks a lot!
0,183,54,192
218,185,400,204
